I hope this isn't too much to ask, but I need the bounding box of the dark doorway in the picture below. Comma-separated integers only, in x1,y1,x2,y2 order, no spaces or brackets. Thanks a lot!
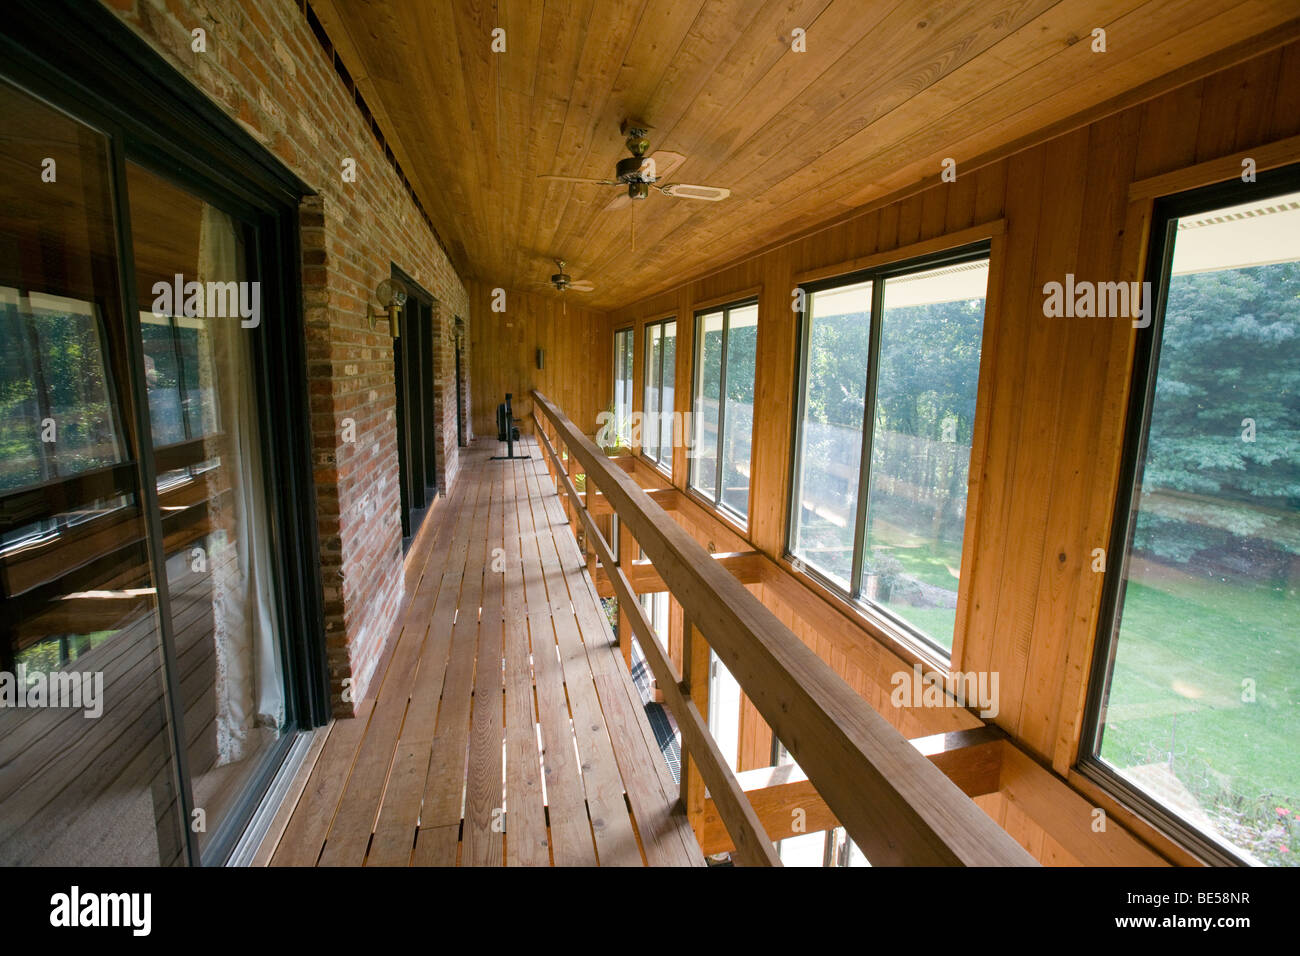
392,267,438,549
454,323,465,447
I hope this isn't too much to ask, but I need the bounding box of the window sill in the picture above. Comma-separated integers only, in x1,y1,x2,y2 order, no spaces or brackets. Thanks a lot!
776,552,954,678
1072,756,1249,867
684,485,749,536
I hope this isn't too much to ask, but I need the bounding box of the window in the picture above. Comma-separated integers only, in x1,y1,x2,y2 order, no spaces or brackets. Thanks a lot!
610,326,634,449
1083,173,1300,867
689,299,757,523
642,318,676,471
707,649,742,772
788,245,990,654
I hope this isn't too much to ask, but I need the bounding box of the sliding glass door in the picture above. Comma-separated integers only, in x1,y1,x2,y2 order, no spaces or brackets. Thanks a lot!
0,78,190,866
0,57,322,864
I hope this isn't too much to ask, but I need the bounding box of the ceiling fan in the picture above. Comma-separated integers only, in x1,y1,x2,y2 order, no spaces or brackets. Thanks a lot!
549,258,593,313
550,258,594,293
539,120,731,228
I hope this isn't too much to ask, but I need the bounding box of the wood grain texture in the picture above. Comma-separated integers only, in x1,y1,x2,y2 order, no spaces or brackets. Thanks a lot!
315,1,1300,310
270,439,700,866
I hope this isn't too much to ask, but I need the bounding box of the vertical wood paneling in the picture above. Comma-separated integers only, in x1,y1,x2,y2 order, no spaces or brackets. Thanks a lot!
468,280,611,439
601,40,1300,786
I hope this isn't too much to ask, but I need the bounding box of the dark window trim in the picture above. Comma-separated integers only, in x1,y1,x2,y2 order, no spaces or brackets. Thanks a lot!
785,240,992,660
2,0,330,865
689,297,758,527
1078,162,1300,868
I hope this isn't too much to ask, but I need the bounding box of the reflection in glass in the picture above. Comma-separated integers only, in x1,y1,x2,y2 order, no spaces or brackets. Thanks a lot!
860,260,988,649
791,280,872,588
127,162,285,858
1097,190,1300,866
0,79,186,865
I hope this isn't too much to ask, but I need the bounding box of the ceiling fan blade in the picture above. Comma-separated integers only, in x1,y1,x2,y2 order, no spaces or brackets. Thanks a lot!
568,280,595,292
605,191,632,211
648,150,686,182
538,174,619,185
658,183,730,201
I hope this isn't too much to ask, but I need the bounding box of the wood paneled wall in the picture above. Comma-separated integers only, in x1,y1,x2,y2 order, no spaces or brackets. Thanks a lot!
467,280,611,440
606,38,1300,785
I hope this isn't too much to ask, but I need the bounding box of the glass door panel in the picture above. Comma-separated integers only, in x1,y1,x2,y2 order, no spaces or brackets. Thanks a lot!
0,79,187,865
125,161,287,859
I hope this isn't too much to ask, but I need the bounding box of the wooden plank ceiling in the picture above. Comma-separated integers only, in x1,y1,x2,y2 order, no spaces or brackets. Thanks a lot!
314,0,1299,309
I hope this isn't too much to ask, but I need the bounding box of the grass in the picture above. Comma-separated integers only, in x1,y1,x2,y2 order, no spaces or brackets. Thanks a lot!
1100,565,1299,801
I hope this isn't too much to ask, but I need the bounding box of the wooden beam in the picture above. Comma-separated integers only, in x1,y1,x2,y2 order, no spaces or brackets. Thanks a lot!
698,726,1006,856
533,390,1036,866
999,745,1168,866
593,550,765,598
579,487,679,515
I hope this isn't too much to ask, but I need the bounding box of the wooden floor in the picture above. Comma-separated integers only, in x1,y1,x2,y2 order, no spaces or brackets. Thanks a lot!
269,437,703,866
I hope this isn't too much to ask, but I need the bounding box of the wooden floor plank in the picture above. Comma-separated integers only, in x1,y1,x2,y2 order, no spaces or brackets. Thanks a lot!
501,456,551,866
530,454,703,867
412,456,495,862
512,451,600,866
520,453,644,866
278,439,702,866
366,473,485,865
464,467,506,866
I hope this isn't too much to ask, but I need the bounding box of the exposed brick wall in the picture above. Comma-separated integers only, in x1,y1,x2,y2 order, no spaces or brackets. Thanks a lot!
103,0,472,716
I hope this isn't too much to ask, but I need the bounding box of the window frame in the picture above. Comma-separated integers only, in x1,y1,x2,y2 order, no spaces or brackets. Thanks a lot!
1078,164,1300,868
785,240,992,659
688,296,759,527
641,316,675,474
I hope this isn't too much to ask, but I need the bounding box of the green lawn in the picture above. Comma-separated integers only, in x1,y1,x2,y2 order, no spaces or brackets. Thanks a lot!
1101,569,1299,797
1099,565,1299,863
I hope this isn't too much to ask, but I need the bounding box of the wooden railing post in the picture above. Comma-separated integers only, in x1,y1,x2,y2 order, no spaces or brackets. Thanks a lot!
679,614,711,843
616,520,638,670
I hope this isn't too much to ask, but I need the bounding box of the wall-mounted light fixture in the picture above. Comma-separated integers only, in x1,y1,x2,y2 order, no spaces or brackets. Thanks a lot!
368,277,408,337
536,347,545,370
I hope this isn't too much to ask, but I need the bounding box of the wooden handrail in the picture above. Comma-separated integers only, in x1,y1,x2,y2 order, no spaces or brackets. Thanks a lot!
532,389,1037,867
532,412,779,864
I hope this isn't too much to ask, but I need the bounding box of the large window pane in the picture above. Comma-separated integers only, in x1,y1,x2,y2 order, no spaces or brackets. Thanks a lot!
720,304,757,519
861,259,988,649
660,322,676,462
643,318,676,472
127,161,286,859
1094,187,1300,866
690,311,723,498
790,280,872,588
613,327,633,447
644,322,661,461
0,79,186,865
707,649,741,772
690,303,756,523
